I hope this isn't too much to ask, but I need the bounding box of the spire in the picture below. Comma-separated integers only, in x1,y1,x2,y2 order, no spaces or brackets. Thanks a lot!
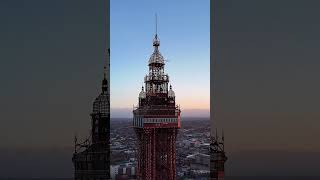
153,14,160,47
74,133,78,153
216,128,218,141
222,129,224,142
222,129,225,151
102,48,109,93
155,13,158,35
104,48,110,80
103,65,107,80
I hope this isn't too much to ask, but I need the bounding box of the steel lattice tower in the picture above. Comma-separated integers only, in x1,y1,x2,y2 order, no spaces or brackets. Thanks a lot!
133,31,181,180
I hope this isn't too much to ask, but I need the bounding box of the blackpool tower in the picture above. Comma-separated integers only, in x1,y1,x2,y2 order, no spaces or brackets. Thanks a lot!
133,29,181,180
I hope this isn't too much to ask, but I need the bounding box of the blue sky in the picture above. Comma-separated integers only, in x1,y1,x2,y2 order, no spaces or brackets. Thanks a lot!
110,0,210,109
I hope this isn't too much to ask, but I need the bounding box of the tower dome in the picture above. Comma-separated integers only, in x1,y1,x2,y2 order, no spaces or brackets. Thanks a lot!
168,85,175,97
148,34,165,65
139,86,146,99
92,93,109,115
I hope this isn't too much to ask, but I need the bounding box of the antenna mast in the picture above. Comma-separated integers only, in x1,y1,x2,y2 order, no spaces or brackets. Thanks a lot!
155,13,158,35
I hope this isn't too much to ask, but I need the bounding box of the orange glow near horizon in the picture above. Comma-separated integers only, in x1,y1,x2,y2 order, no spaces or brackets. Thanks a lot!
176,97,210,110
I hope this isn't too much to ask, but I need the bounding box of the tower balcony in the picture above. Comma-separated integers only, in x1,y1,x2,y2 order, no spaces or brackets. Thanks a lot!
132,106,181,129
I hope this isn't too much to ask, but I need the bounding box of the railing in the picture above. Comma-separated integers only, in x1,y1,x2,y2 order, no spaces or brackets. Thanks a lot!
144,74,169,82
132,116,180,128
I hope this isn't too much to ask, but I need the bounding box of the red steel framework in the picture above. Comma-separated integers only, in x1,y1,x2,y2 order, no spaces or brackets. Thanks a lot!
133,32,181,180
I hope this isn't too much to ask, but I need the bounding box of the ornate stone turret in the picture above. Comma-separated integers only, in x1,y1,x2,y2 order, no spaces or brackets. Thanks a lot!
168,85,175,98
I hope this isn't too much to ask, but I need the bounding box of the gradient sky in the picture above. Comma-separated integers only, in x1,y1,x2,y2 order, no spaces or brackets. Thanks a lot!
0,0,320,177
110,0,210,110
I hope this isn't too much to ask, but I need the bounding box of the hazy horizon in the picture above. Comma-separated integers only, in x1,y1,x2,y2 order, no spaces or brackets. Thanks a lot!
110,108,210,118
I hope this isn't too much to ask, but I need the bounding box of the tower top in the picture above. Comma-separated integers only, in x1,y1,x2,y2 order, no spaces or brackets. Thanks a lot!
149,15,164,65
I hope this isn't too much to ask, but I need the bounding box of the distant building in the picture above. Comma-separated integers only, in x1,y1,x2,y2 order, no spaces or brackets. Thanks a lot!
111,165,120,179
190,170,210,179
111,163,137,180
72,49,110,180
186,153,210,170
